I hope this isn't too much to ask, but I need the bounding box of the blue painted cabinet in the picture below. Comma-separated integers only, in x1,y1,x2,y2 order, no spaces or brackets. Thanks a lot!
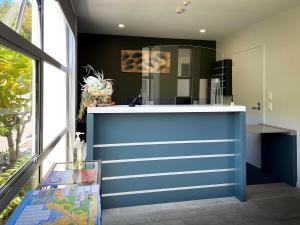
87,111,246,208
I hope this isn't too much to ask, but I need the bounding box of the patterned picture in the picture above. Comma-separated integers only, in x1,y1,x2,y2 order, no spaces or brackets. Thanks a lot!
121,50,171,73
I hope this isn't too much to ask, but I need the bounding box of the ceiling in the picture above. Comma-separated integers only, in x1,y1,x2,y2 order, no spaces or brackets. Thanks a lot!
72,0,300,41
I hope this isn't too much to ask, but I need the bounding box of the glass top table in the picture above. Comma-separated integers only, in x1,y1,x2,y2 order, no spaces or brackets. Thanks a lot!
39,160,102,190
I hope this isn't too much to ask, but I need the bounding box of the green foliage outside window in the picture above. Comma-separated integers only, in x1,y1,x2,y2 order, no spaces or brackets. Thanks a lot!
19,1,33,41
0,0,32,42
0,0,35,220
0,46,32,163
0,0,18,29
0,0,33,163
0,154,30,186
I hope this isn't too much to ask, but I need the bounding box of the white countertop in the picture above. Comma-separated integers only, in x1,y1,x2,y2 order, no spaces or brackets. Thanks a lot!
87,105,246,114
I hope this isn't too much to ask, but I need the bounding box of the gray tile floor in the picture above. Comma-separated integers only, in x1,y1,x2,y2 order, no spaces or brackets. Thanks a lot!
102,183,300,225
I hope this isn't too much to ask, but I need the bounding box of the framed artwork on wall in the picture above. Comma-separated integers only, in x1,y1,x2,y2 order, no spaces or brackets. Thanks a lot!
121,50,171,73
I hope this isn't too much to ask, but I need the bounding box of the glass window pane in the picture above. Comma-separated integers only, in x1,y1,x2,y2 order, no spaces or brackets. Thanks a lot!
43,62,67,148
0,169,39,224
42,134,66,177
0,44,35,188
44,0,67,66
67,28,76,158
0,0,41,47
0,0,22,28
68,28,75,76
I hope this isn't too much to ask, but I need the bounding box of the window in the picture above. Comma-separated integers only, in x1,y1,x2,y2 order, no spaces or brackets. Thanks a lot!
42,134,66,177
42,0,70,166
43,62,67,148
0,0,22,29
0,44,35,188
43,0,67,66
0,0,41,47
67,27,76,159
0,0,76,218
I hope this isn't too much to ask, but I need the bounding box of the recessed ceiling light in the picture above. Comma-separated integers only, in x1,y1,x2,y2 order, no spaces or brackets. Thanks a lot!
199,29,206,33
118,24,125,28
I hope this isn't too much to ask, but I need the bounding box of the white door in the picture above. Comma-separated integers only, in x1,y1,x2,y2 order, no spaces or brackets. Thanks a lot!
233,46,264,168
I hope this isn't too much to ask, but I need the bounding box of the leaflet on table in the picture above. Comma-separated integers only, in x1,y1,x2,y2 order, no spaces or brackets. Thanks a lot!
6,184,101,225
42,168,97,186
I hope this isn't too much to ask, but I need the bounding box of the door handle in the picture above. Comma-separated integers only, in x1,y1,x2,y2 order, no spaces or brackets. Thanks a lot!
252,102,261,110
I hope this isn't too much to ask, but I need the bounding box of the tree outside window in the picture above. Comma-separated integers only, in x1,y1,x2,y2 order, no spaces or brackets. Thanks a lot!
0,0,35,187
0,45,34,185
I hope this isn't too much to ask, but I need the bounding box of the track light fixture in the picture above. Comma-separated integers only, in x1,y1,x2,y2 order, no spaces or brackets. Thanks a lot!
183,0,191,6
176,0,191,14
176,7,185,14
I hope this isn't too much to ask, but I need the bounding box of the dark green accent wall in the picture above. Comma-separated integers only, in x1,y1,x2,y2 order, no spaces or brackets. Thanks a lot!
77,34,216,133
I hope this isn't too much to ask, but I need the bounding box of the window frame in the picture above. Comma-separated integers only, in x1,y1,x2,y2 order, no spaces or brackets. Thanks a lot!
0,0,75,213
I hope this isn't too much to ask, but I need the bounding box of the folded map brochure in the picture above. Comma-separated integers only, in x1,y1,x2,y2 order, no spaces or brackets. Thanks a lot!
6,184,101,225
80,169,97,183
42,169,97,186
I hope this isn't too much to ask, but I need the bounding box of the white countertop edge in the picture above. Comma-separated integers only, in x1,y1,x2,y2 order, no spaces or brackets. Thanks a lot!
87,105,246,114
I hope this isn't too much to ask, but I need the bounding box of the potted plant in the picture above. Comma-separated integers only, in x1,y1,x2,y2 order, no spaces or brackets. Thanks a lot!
78,65,114,120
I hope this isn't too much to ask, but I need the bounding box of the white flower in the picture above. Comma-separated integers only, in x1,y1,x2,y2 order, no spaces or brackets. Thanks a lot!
85,76,100,86
106,83,112,90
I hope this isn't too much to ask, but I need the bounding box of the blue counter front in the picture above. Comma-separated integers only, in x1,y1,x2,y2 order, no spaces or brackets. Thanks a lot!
86,105,246,208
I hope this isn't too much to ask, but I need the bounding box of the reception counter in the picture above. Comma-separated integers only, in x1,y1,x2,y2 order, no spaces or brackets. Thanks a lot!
86,105,246,208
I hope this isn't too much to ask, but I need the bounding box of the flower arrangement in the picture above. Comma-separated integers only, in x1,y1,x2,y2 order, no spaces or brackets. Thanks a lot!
78,65,114,120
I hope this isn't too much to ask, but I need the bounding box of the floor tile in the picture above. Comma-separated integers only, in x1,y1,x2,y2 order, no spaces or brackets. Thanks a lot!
101,183,300,225
277,216,300,225
146,220,185,225
253,196,300,220
102,213,151,225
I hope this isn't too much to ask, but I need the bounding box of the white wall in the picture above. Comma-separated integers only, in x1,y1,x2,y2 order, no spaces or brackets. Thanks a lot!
217,5,300,187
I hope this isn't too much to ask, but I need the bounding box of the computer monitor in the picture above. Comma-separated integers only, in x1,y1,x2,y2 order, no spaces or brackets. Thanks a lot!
175,96,192,105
